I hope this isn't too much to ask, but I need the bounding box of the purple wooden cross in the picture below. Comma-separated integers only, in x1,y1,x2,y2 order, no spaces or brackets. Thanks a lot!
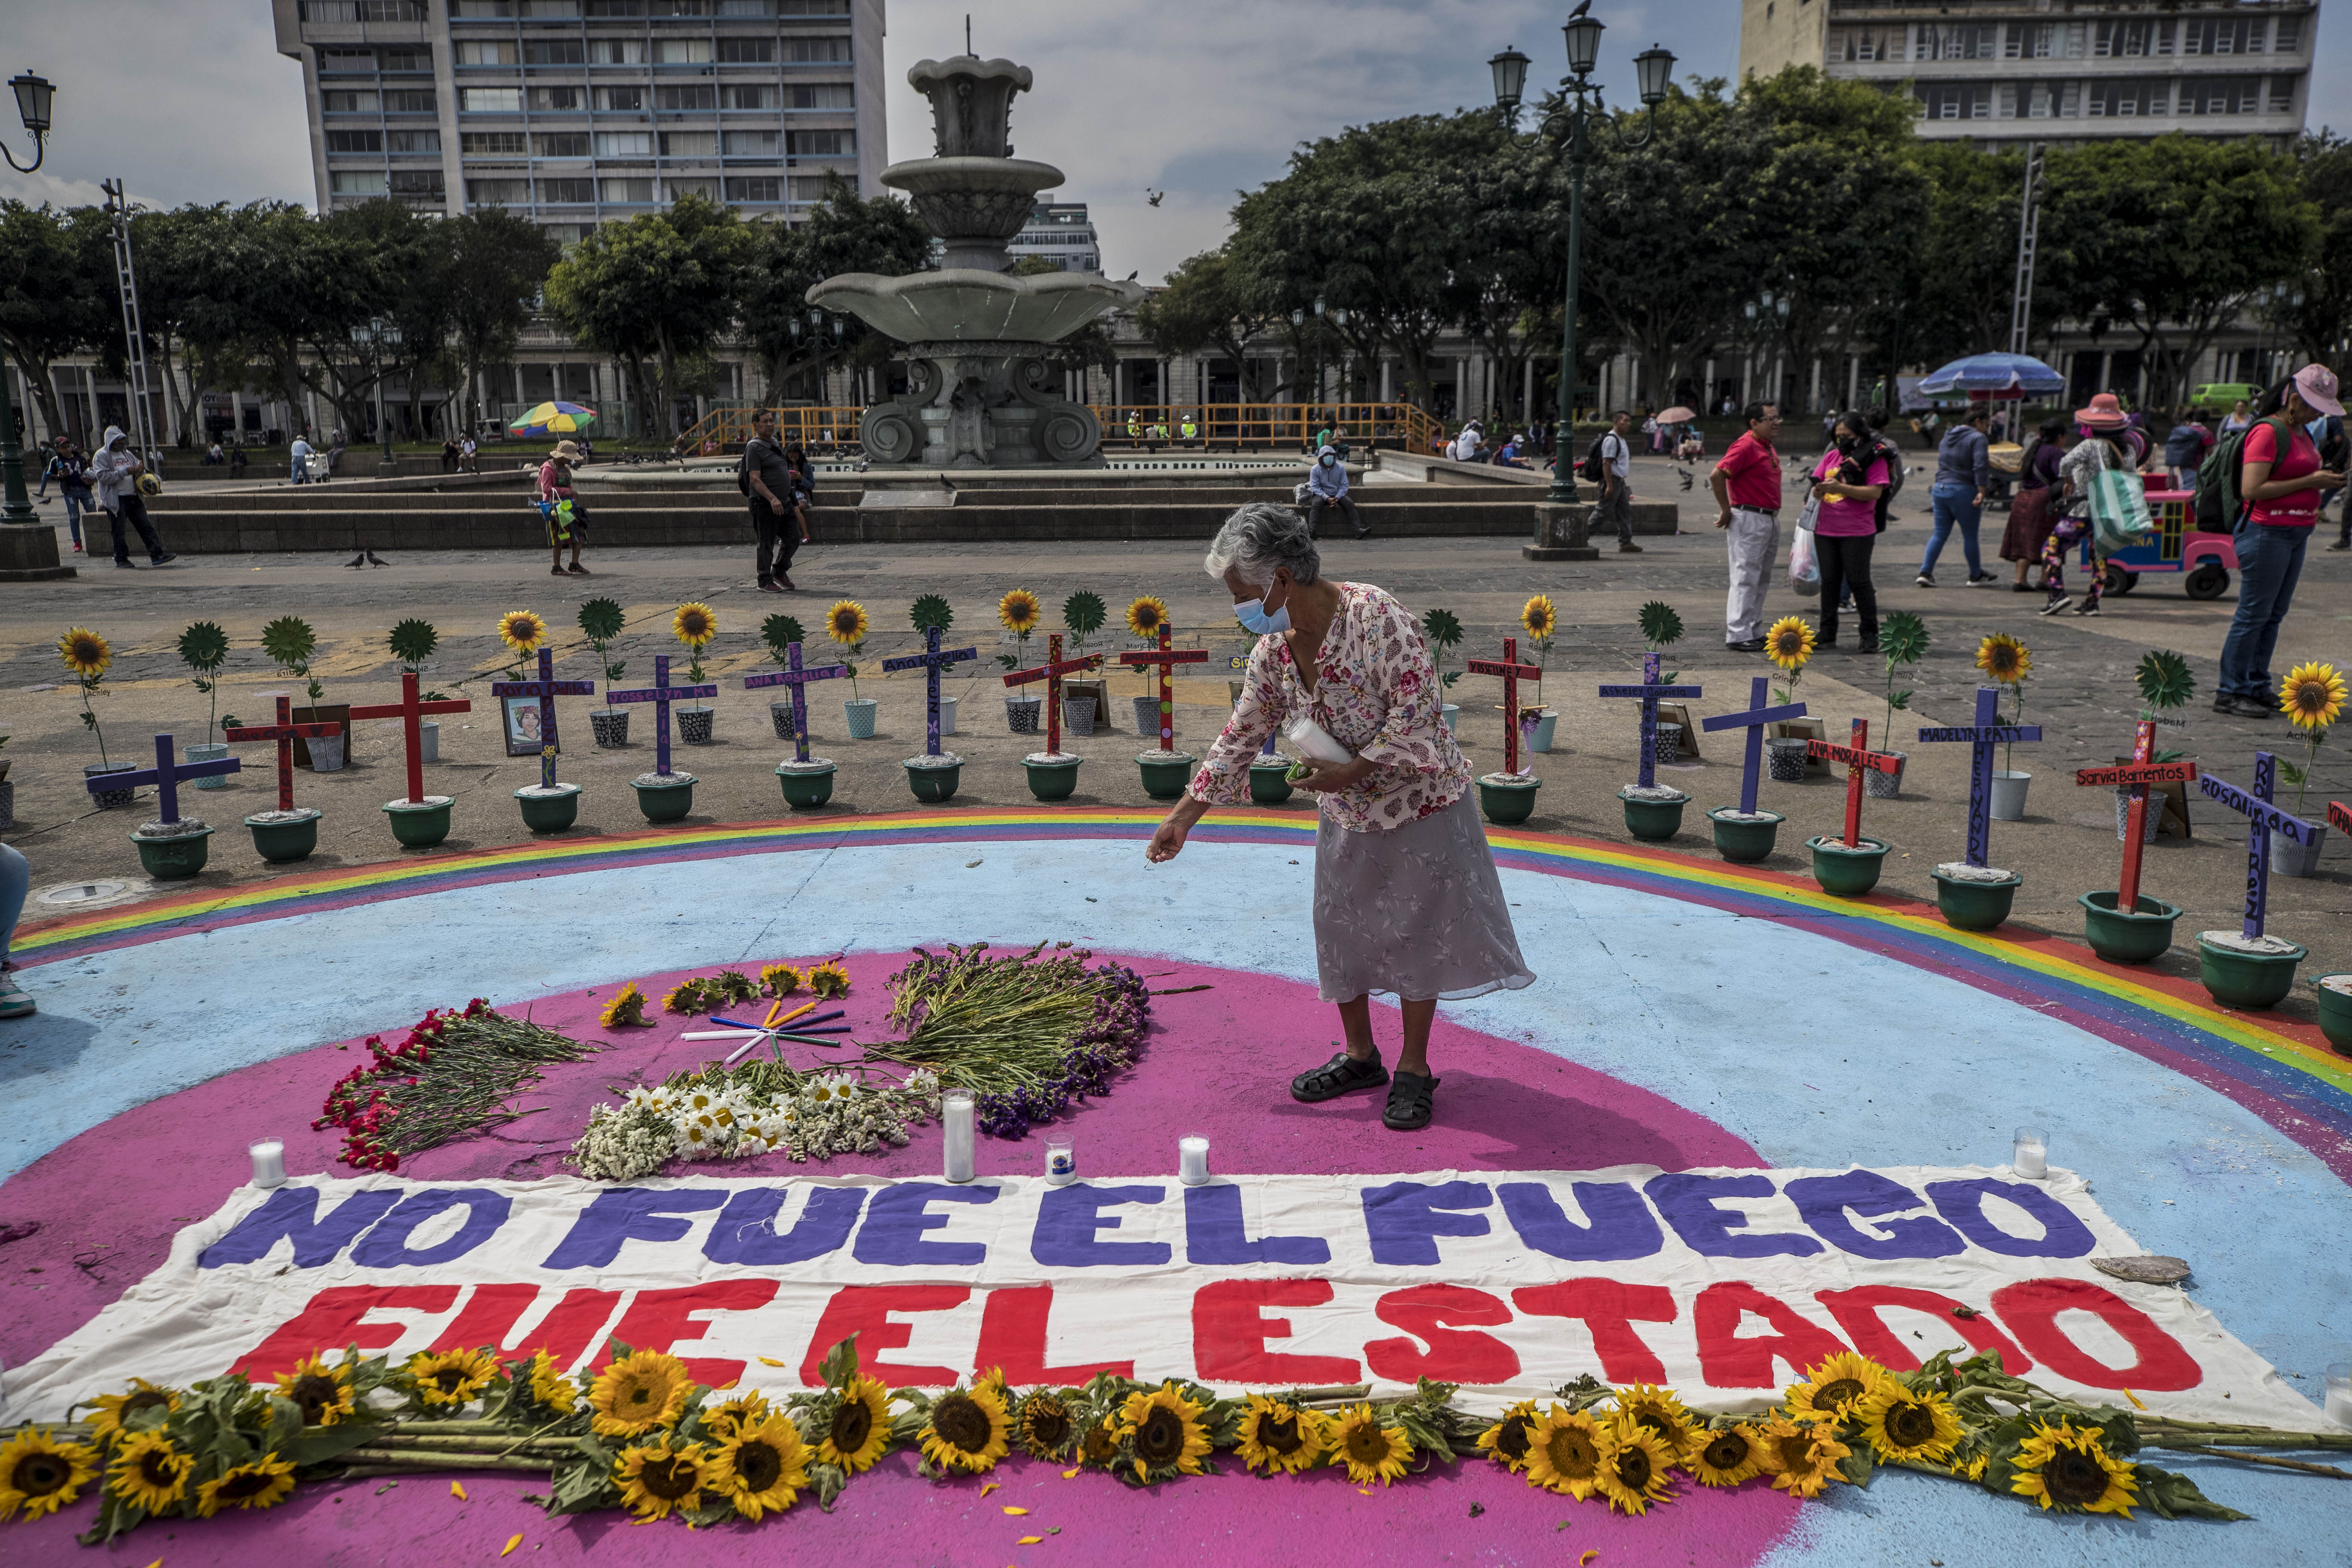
1598,651,1703,790
744,641,850,765
2199,753,2322,939
490,646,597,790
881,625,978,758
89,732,240,824
1699,675,1807,816
1915,686,2043,867
606,655,719,777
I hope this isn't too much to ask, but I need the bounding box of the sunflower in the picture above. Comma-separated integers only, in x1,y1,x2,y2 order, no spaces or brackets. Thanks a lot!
1754,1414,1851,1499
1126,594,1170,641
1521,594,1557,642
825,599,870,647
808,961,851,999
193,1452,296,1518
1975,631,2030,686
274,1353,356,1426
2010,1419,2139,1518
998,588,1042,635
1076,1412,1122,1469
1016,1390,1079,1462
706,1389,771,1438
406,1347,499,1409
1327,1402,1411,1487
525,1349,580,1415
1687,1423,1766,1488
761,963,805,998
672,601,717,648
589,1349,694,1438
2280,661,2346,729
1855,1383,1962,1463
1473,1400,1539,1473
919,1381,1012,1475
107,1430,193,1514
1611,1383,1698,1463
496,609,548,655
614,1435,711,1522
712,1412,809,1522
815,1373,892,1473
1118,1382,1213,1485
0,1430,98,1521
58,626,111,678
1235,1393,1324,1475
1522,1406,1606,1500
1594,1415,1676,1516
1765,615,1816,672
598,982,649,1030
86,1378,181,1445
1951,1451,1989,1482
1782,1351,1892,1422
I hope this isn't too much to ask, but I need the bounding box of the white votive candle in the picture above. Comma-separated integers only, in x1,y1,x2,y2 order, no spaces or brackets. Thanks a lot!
249,1139,287,1189
1179,1135,1210,1186
1045,1139,1076,1185
942,1090,975,1183
2326,1363,2352,1431
2013,1127,2047,1179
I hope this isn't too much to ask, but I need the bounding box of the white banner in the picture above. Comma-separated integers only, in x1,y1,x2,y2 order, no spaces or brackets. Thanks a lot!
6,1165,2317,1427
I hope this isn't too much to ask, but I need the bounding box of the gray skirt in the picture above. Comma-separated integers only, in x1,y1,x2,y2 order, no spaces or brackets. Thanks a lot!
1313,790,1536,1003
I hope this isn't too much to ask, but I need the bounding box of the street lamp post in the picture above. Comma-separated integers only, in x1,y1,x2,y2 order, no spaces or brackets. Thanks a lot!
1491,19,1674,505
0,69,61,580
1311,297,1326,416
1741,292,1788,409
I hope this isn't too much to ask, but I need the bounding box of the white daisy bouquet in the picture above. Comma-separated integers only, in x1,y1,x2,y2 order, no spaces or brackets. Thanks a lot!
568,1064,941,1179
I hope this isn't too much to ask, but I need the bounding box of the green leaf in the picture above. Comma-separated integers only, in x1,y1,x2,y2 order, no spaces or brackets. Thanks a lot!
386,618,439,665
576,597,626,644
1878,609,1930,665
910,593,953,634
259,616,317,672
818,1332,861,1388
1063,590,1107,636
177,619,230,674
1421,607,1464,649
1837,1442,1877,1488
2278,757,2308,786
762,613,806,661
2135,1462,2253,1522
1888,690,1912,710
2134,648,2196,713
1638,600,1685,650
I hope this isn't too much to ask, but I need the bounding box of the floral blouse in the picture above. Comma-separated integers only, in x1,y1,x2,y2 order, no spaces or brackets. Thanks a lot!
1187,582,1472,832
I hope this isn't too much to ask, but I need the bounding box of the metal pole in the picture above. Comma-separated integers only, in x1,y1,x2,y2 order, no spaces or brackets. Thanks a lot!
1547,96,1586,506
0,361,31,521
2009,143,2042,357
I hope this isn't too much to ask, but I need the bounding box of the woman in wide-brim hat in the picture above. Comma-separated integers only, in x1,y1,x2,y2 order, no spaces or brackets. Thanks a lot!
2040,394,2136,617
539,439,589,576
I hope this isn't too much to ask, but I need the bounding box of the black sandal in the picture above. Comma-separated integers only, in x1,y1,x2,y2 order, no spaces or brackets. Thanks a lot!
1383,1069,1439,1131
1291,1050,1387,1104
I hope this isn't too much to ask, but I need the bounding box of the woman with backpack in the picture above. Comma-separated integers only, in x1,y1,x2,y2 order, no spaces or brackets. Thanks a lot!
1808,410,1890,653
2216,366,2346,717
2001,417,2068,591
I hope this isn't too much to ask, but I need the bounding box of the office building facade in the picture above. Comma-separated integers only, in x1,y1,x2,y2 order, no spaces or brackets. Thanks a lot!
1007,202,1102,274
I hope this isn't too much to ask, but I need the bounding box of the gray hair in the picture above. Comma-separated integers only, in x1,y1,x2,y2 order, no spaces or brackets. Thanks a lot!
1204,502,1321,590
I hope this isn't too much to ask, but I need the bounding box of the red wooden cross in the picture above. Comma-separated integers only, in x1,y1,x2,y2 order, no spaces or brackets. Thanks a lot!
2073,720,2197,912
2331,799,2352,839
1467,634,1544,776
1119,622,1209,751
346,672,473,806
225,696,343,813
1003,633,1103,758
1808,717,1903,848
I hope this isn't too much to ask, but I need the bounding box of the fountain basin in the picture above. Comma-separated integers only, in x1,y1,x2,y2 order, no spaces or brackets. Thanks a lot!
811,268,1143,346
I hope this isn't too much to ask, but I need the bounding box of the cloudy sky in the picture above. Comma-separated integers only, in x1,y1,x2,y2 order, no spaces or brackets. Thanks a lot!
1,0,2343,285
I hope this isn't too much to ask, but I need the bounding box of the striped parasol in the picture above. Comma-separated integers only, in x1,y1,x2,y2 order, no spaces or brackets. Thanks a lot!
508,401,600,437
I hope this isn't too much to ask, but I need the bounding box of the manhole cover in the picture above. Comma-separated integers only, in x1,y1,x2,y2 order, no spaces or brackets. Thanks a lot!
38,880,129,906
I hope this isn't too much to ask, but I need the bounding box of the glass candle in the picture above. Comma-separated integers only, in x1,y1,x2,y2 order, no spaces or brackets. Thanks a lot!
1045,1139,1076,1185
942,1090,975,1183
1178,1134,1210,1186
2012,1127,2047,1179
249,1138,287,1189
2326,1362,2352,1431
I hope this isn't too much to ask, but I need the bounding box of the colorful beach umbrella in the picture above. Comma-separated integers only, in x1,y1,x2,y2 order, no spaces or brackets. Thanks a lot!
508,401,599,437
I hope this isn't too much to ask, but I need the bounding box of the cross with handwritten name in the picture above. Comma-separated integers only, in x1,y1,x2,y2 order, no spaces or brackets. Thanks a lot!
87,732,240,824
882,625,979,759
1700,675,1807,817
224,698,340,813
2198,752,2322,940
606,655,719,778
744,642,851,766
1809,717,1903,849
1120,622,1209,751
2074,720,2197,913
491,647,597,790
1915,686,2043,867
1599,651,1703,790
1004,633,1104,759
1467,635,1544,776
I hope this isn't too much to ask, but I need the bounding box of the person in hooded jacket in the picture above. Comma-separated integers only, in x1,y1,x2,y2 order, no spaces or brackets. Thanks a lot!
89,426,174,568
1304,443,1366,539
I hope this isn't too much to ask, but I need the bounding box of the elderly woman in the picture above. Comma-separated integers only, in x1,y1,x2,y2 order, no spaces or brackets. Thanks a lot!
1145,504,1533,1131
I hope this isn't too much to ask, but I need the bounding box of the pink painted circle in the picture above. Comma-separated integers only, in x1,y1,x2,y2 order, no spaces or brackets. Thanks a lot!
4,951,1798,1565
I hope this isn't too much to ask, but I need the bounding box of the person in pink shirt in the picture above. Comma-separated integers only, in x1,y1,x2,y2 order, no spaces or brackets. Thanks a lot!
2216,365,2346,716
1709,401,1782,651
538,439,588,576
1808,410,1890,654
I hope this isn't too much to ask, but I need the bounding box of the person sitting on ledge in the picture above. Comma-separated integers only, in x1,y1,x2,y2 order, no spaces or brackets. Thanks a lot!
1146,503,1533,1132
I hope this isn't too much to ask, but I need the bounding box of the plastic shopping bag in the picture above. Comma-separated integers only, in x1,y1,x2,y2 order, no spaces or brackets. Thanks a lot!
2089,468,2153,554
1788,527,1821,597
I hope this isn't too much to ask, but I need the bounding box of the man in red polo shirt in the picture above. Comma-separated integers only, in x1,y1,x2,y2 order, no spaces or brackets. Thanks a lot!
1709,402,1784,652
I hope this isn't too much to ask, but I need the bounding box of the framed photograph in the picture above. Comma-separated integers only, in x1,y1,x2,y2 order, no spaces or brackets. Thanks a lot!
502,695,552,757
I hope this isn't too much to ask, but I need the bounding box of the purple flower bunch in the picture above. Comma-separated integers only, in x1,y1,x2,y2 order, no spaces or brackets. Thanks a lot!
977,961,1153,1139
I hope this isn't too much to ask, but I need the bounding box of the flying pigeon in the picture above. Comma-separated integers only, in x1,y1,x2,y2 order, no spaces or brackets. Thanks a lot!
1146,189,1164,206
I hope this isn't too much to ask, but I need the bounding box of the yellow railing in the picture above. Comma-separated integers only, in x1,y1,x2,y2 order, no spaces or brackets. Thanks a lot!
674,406,867,452
675,401,1446,457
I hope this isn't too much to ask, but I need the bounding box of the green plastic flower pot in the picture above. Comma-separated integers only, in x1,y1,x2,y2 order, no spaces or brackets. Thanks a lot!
776,760,836,809
904,755,963,803
1807,835,1889,897
1023,754,1083,802
1248,758,1295,806
1932,868,2022,931
245,808,321,863
514,783,581,833
131,825,212,881
383,796,454,849
1707,808,1783,863
1137,750,1195,802
631,772,696,823
2314,974,2352,1055
1477,773,1542,825
1620,790,1688,842
2196,933,2306,1010
2077,891,2180,965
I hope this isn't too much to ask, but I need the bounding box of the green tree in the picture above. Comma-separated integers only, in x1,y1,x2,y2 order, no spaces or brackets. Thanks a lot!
544,194,752,436
439,208,560,436
1900,142,2031,370
2283,132,2352,366
1137,248,1280,401
741,176,930,404
0,201,110,440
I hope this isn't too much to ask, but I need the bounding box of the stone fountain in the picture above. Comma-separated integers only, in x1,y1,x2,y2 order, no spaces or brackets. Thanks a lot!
807,55,1144,468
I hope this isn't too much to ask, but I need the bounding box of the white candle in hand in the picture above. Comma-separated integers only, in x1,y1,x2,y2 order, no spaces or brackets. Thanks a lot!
943,1091,975,1183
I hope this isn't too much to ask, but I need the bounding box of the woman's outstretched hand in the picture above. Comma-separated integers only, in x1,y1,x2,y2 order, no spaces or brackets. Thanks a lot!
1146,815,1191,863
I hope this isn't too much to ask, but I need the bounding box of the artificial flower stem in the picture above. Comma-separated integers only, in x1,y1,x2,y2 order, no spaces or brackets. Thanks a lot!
2156,1445,2350,1477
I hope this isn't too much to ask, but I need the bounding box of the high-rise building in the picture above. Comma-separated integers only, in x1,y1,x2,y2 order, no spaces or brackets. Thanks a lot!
1739,0,2316,150
272,0,889,239
1006,202,1101,274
